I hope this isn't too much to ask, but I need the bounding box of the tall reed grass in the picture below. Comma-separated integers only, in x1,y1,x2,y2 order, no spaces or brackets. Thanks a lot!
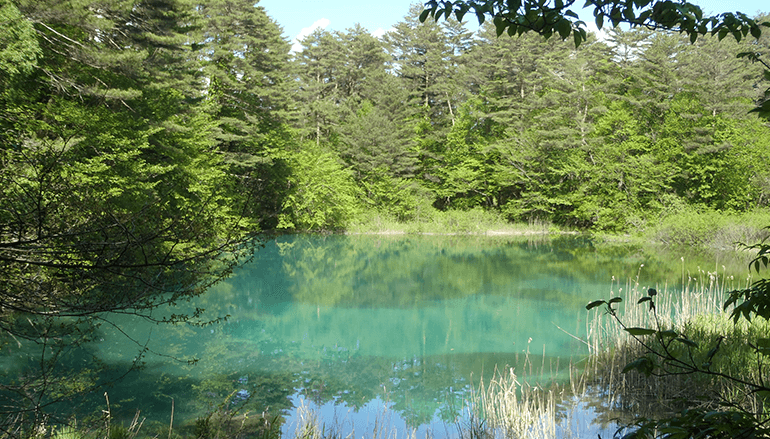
582,262,766,424
284,345,613,439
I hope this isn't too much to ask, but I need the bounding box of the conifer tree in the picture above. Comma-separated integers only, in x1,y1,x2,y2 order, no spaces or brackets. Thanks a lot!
385,4,468,208
292,28,347,146
197,0,293,228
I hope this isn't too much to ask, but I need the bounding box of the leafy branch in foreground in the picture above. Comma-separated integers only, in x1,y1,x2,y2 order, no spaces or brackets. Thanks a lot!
421,0,768,46
726,236,770,324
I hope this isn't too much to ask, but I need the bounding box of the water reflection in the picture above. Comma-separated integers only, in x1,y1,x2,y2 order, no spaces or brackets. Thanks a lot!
8,234,749,435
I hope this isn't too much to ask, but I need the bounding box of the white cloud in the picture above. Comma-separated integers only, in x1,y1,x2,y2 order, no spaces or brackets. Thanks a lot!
291,18,331,53
371,27,391,38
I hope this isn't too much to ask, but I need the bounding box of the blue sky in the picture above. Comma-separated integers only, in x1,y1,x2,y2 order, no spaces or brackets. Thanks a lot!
257,0,769,52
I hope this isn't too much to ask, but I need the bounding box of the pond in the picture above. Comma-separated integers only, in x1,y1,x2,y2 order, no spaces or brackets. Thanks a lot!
23,234,753,437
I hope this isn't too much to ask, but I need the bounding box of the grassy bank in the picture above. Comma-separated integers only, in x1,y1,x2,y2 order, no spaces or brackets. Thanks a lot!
640,208,770,250
346,207,770,254
346,209,559,235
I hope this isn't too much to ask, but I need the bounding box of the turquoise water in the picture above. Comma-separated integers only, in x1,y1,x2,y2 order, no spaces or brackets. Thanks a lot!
10,234,747,436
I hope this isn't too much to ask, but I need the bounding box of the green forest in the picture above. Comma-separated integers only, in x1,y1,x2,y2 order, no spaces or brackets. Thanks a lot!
2,0,770,435
4,0,769,237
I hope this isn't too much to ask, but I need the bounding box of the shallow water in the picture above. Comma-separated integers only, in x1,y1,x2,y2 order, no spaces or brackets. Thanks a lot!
15,234,750,436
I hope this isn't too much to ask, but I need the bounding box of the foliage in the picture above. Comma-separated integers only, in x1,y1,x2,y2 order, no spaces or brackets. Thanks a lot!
649,208,770,248
2,0,770,433
0,0,38,79
278,5,770,232
277,143,360,232
725,237,770,323
0,0,278,429
421,0,766,47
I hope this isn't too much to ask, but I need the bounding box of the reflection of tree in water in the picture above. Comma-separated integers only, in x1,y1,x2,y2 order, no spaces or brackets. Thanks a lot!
37,234,749,432
0,322,118,426
265,234,749,311
290,354,470,428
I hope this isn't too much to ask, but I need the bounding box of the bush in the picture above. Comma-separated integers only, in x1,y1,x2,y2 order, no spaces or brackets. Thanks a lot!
649,207,770,249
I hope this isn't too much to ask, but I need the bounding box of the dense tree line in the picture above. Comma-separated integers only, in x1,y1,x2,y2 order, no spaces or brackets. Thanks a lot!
288,4,770,231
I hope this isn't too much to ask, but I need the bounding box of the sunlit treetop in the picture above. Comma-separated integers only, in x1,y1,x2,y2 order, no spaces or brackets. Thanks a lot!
420,0,768,46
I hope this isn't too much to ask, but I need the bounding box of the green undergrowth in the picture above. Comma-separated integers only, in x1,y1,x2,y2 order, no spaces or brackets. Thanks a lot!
642,207,770,250
348,206,770,253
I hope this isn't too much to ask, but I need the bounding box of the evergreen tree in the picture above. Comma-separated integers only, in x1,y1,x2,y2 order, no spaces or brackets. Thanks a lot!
334,28,420,216
678,32,762,118
385,3,469,208
292,28,346,146
197,0,294,228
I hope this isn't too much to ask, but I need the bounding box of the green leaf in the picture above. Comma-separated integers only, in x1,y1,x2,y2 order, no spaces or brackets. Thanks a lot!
556,18,571,40
585,300,606,310
676,337,699,348
756,338,770,356
622,357,654,376
717,28,729,40
573,29,582,47
494,16,507,37
608,297,623,304
594,13,604,29
625,327,656,336
658,329,678,338
419,8,431,23
638,296,651,304
622,6,635,21
506,0,522,12
443,5,453,20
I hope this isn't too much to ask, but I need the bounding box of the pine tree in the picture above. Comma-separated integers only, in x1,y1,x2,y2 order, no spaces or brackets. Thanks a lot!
385,4,469,208
292,28,347,146
197,0,293,228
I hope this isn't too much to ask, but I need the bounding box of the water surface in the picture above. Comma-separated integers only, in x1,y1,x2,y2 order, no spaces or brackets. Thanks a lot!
30,234,751,435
